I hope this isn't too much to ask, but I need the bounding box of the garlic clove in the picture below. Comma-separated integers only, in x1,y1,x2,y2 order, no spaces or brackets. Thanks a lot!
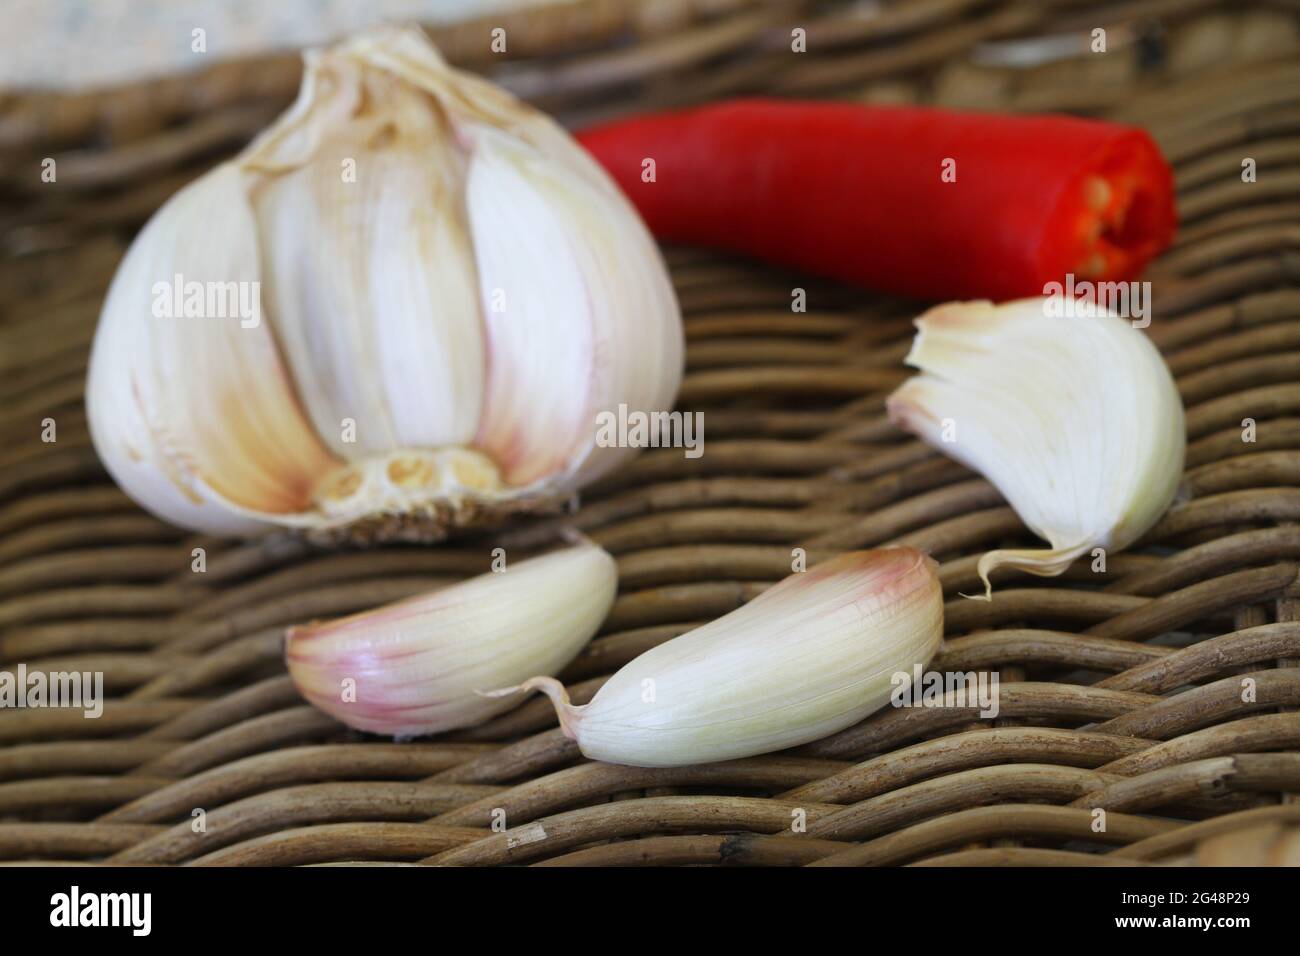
465,126,683,490
504,547,943,768
887,297,1185,598
250,67,486,460
86,164,344,536
286,539,617,737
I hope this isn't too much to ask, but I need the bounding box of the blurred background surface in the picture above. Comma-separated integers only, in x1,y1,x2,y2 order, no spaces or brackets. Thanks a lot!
0,0,554,89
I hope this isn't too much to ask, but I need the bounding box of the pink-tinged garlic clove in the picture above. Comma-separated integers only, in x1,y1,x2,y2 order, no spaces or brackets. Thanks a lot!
286,539,617,738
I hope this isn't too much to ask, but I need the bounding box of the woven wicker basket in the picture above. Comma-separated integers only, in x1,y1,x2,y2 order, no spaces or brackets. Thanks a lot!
2,0,1300,867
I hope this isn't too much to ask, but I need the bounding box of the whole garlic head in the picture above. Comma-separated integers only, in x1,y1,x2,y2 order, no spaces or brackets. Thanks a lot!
87,27,683,542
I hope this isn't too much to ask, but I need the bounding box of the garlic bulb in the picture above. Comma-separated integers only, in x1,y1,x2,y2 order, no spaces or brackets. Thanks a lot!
286,539,617,737
503,548,943,767
887,297,1185,598
86,26,683,542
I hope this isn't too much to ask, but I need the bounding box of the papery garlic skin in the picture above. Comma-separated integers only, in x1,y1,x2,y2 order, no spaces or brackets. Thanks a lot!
286,540,617,737
86,26,683,542
887,297,1185,597
506,548,943,768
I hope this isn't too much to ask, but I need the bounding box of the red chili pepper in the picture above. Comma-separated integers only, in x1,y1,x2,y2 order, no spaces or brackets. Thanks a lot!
577,100,1176,302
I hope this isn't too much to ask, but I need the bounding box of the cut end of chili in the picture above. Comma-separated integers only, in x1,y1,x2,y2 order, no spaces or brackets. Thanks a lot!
1045,130,1177,289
